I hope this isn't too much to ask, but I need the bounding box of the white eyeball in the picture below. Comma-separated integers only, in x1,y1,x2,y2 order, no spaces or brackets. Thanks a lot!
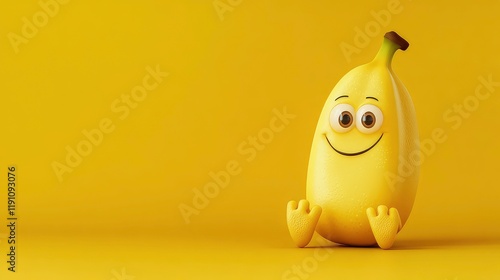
329,104,355,133
356,104,383,134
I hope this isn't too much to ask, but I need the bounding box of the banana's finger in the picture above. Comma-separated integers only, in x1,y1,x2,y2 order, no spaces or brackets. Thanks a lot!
389,207,398,217
298,199,310,211
287,200,298,211
309,205,322,220
377,205,389,215
366,207,376,218
389,208,402,230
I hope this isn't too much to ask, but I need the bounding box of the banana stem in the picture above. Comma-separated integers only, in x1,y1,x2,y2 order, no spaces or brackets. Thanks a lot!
373,31,409,69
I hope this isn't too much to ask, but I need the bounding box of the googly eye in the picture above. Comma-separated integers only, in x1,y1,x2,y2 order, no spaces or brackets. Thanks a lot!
330,104,355,133
356,104,383,134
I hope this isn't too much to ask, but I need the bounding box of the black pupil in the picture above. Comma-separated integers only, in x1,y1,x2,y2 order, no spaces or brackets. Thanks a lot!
363,114,374,126
340,113,351,125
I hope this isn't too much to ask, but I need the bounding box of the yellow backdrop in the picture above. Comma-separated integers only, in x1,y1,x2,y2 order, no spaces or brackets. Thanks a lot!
1,0,499,279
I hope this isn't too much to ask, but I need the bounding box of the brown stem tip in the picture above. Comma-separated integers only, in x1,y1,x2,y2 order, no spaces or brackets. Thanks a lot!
384,31,409,51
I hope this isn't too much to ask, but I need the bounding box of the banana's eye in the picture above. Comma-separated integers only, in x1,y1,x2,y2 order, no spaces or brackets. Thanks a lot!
330,104,355,133
356,104,383,134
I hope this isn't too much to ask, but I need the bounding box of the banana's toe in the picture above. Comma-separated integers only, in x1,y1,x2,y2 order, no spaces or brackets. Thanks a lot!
367,206,400,249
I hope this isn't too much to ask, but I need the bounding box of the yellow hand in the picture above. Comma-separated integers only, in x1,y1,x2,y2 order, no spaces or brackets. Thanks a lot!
366,205,402,249
287,200,322,247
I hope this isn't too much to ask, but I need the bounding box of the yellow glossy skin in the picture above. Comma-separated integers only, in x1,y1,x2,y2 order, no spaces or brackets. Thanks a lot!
288,33,419,248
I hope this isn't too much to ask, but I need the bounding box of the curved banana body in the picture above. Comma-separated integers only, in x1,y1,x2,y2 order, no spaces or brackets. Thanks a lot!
288,32,419,248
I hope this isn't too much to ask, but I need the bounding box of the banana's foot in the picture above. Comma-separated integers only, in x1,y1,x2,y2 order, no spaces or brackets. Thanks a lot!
366,205,402,249
287,200,322,247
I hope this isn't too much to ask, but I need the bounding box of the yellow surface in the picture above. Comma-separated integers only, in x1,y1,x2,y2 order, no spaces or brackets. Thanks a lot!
0,0,499,279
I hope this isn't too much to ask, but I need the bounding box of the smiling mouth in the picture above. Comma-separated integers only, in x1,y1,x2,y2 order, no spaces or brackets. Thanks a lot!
324,134,384,156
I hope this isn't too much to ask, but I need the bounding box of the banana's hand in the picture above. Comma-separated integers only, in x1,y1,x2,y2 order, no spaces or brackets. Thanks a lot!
366,205,402,249
287,200,322,247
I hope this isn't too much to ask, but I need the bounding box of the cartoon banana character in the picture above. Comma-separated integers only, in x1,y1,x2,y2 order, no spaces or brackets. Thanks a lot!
287,31,419,249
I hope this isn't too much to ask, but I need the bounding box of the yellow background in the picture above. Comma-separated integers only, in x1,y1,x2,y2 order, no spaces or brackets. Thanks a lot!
1,0,499,279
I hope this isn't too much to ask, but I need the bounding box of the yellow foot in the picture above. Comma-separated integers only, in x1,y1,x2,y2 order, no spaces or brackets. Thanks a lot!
366,205,402,249
287,200,322,248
